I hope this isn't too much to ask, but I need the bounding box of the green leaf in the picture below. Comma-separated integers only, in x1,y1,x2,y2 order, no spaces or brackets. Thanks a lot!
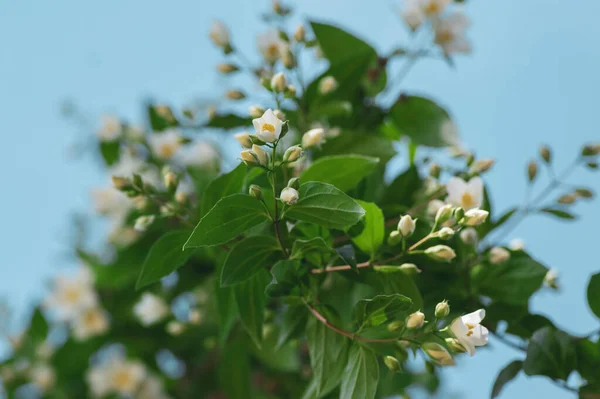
290,237,334,268
389,95,458,148
277,305,308,348
99,141,120,166
221,236,282,286
378,271,423,313
539,208,577,220
148,104,178,131
353,294,412,329
336,244,358,269
234,269,271,348
184,194,270,249
136,231,195,290
340,344,379,399
285,182,365,230
523,327,576,381
219,338,251,399
351,201,384,256
29,308,49,343
471,253,548,305
265,259,304,297
306,316,350,396
491,360,523,398
201,164,248,214
301,155,380,192
381,166,423,209
320,133,397,163
587,272,600,320
310,22,376,66
206,113,252,130
215,277,238,346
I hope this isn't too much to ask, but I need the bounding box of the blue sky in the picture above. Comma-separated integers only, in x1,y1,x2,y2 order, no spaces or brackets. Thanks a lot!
2,0,600,398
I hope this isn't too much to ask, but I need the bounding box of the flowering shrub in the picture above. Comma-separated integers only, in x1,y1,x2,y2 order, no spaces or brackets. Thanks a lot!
2,1,600,398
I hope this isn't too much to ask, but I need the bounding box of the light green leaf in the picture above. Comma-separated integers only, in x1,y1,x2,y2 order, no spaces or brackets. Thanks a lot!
539,208,577,220
523,327,576,381
136,230,195,290
290,237,334,268
587,272,600,320
301,155,379,192
184,194,270,249
351,201,384,256
389,95,458,148
340,344,379,399
491,360,523,398
148,104,178,131
234,269,271,348
201,164,248,214
284,182,365,230
29,308,49,343
100,141,120,166
221,236,282,286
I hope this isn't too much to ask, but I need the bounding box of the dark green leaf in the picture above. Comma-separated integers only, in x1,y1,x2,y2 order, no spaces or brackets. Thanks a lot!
381,166,423,209
340,344,379,399
587,272,600,320
184,194,270,249
291,237,334,259
351,201,384,256
29,308,49,343
523,327,576,381
301,155,380,192
265,259,303,297
215,277,238,346
205,113,251,130
234,269,271,348
219,338,251,399
148,104,178,131
99,141,120,166
310,22,376,65
336,244,358,270
136,231,195,290
320,133,397,163
285,182,365,230
353,294,412,329
491,360,523,398
221,236,282,286
278,305,308,348
539,208,577,220
389,95,458,148
378,271,423,313
201,164,248,214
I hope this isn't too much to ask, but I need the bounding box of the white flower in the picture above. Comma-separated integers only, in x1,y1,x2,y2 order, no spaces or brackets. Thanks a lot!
509,238,525,251
91,186,132,218
434,12,472,55
425,245,456,262
427,199,446,219
87,355,147,397
234,132,253,148
133,293,169,326
257,30,285,63
318,76,338,94
302,128,325,148
179,141,219,168
97,115,122,142
446,176,483,210
401,0,425,31
134,215,155,232
240,149,260,166
249,105,265,118
398,215,417,237
280,187,299,205
419,0,451,16
44,268,98,321
460,227,478,245
30,364,55,392
148,130,183,160
138,375,169,399
108,223,139,247
72,307,109,340
252,109,283,143
422,342,455,366
252,144,269,166
406,311,425,329
489,246,510,264
461,208,489,226
271,72,287,92
450,309,489,356
544,268,559,289
209,20,230,48
110,151,145,177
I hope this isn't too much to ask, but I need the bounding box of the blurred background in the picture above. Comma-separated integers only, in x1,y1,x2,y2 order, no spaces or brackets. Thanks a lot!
1,0,599,398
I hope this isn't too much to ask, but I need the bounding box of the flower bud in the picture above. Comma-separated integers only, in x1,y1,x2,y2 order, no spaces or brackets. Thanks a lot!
166,321,185,336
469,158,495,174
397,215,416,237
544,268,559,290
582,143,600,156
388,230,402,246
234,132,253,148
287,177,300,190
252,144,269,166
429,163,441,178
460,227,478,245
387,320,404,332
406,311,425,329
384,356,401,373
284,85,297,98
586,161,598,169
274,109,286,120
249,134,266,146
175,192,188,205
280,187,299,205
319,76,338,94
540,145,551,163
240,149,260,166
489,246,510,264
437,227,454,240
422,342,455,366
188,309,204,325
209,21,230,49
249,184,263,200
302,128,325,148
445,338,467,353
249,105,265,118
216,63,239,74
283,145,303,162
164,172,178,192
425,245,456,262
226,90,246,100
427,199,445,219
435,204,453,224
399,263,422,275
575,188,594,199
452,207,465,222
434,300,450,318
527,161,538,182
558,193,577,204
460,208,489,226
294,24,306,42
271,72,287,93
112,176,131,191
509,238,525,250
282,50,295,68
134,215,155,232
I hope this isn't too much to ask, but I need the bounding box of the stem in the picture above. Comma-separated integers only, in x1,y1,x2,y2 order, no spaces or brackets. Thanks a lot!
490,330,527,352
271,144,289,256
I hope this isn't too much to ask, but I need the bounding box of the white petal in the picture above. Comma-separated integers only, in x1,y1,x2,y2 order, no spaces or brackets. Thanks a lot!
252,118,262,134
467,177,483,206
450,317,468,337
462,308,485,326
446,177,467,206
262,108,276,123
446,12,471,32
470,325,489,346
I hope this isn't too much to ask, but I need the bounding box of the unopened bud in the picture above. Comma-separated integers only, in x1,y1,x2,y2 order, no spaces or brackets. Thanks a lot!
319,76,338,94
399,263,422,275
445,338,467,353
575,188,594,199
287,177,300,190
388,230,402,246
216,63,239,74
249,105,265,118
249,185,263,200
452,207,465,222
112,176,131,191
540,146,551,163
272,0,285,15
302,128,325,148
425,245,456,262
582,143,600,157
274,109,286,120
166,321,185,336
249,134,266,146
527,161,538,182
283,145,303,162
134,215,155,232
437,227,454,240
387,320,404,332
587,161,598,169
429,163,441,178
234,132,253,148
294,24,306,42
284,85,297,98
435,204,454,224
188,309,204,325
384,356,401,373
557,193,577,204
397,215,416,237
252,144,269,166
422,342,455,366
282,50,295,68
434,300,450,318
406,311,425,329
460,209,489,226
164,172,178,192
271,72,287,93
225,90,245,100
280,187,299,205
459,227,478,245
544,268,559,290
175,192,188,205
240,149,260,167
489,246,510,264
469,159,495,174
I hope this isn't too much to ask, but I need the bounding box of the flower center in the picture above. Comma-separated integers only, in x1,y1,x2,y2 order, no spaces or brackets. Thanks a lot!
436,29,454,44
158,143,176,158
267,44,279,58
64,287,81,303
461,192,475,209
261,123,275,133
465,323,475,336
113,370,132,390
424,2,441,14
